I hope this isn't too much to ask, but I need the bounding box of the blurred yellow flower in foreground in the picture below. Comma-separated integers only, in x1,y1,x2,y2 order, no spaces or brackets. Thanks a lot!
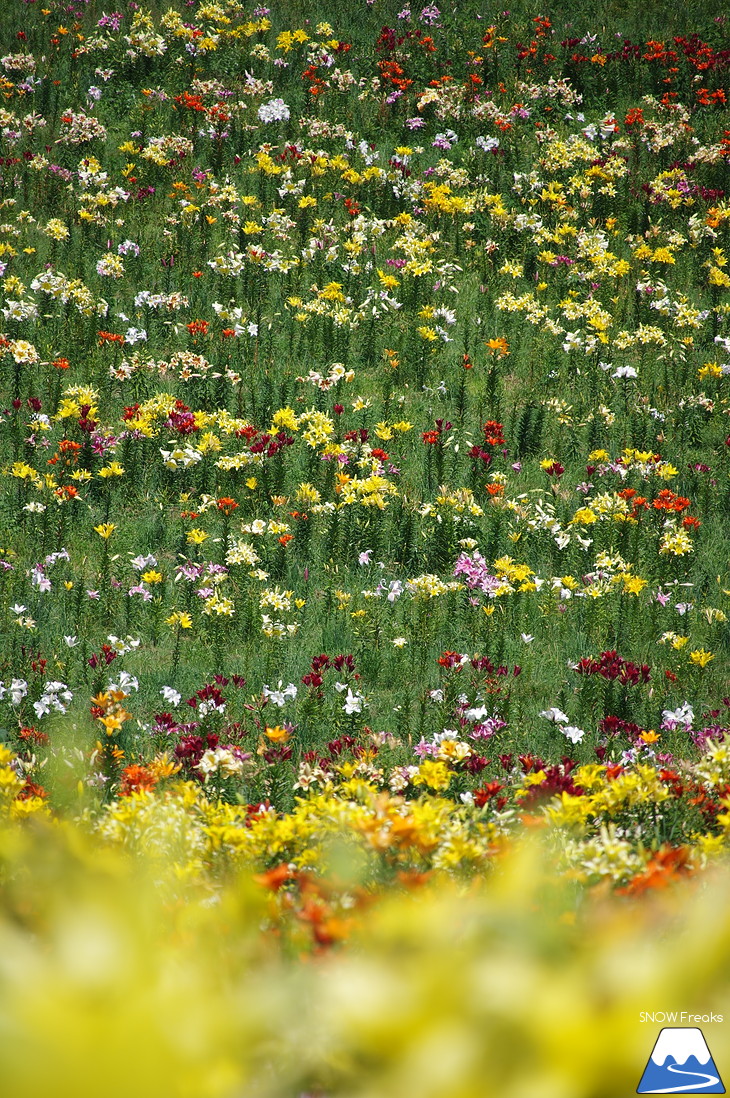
0,824,728,1098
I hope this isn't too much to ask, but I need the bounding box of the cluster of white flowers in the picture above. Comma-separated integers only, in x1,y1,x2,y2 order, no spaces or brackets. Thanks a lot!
0,679,28,706
160,444,203,470
257,98,290,123
106,635,141,656
124,326,147,344
160,686,182,708
208,250,247,276
261,615,299,638
334,682,366,715
0,678,72,718
661,702,694,731
2,300,38,322
197,747,248,777
134,290,189,310
131,554,158,571
58,109,108,144
1,52,36,73
33,681,73,719
225,540,260,567
211,301,258,337
108,671,139,694
263,681,298,706
540,707,585,743
297,363,355,391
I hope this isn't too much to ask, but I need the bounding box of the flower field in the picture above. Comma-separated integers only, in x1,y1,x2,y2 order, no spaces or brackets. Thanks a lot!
0,0,730,1091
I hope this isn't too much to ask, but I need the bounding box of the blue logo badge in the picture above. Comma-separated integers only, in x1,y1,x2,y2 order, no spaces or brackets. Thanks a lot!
638,1028,725,1093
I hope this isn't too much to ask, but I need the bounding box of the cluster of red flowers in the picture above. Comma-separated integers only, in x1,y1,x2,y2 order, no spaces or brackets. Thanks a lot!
344,427,369,444
302,63,326,97
174,91,206,112
483,420,506,447
651,488,700,528
653,488,690,512
437,650,464,669
618,846,693,897
598,715,645,743
165,401,198,435
467,444,492,467
302,653,357,691
88,644,118,671
575,650,651,686
437,651,522,678
254,430,294,457
563,33,730,75
47,438,82,468
54,485,78,500
377,59,413,91
521,760,585,808
19,726,49,746
617,487,649,518
187,682,227,709
119,764,158,796
255,862,365,949
473,780,507,810
77,403,98,434
697,87,727,107
421,418,452,445
175,731,223,771
233,423,295,458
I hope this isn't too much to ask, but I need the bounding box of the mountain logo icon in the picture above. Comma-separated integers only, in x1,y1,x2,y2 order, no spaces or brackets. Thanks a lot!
638,1028,725,1093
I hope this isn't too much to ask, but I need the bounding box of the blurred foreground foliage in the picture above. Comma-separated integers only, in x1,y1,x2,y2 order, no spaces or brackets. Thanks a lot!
0,812,727,1098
